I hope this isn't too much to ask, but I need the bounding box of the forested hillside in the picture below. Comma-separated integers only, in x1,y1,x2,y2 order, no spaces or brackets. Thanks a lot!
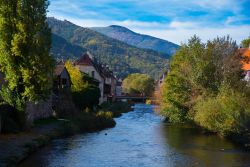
48,17,169,78
92,25,179,56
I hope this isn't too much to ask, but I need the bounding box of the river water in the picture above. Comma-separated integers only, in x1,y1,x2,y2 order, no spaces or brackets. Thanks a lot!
20,104,250,167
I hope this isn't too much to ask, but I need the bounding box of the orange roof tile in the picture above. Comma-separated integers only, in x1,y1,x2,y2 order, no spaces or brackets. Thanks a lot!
242,49,250,71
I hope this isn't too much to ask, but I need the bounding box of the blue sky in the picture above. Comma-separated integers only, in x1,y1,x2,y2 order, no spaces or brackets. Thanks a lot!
48,0,250,44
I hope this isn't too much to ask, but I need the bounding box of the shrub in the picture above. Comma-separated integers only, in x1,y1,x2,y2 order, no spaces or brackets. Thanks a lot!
100,102,131,117
0,103,24,133
72,84,100,110
194,88,250,136
96,111,115,127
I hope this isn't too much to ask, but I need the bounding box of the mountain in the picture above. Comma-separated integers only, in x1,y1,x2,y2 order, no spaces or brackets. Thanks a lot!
91,25,179,56
48,17,169,79
51,34,86,59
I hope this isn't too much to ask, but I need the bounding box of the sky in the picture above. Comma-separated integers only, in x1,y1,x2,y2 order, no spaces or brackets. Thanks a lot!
48,0,250,45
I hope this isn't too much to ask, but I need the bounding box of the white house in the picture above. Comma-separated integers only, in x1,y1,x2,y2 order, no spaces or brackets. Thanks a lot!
75,52,117,103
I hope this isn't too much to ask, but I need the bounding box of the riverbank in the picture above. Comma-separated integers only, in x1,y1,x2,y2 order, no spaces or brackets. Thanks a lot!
164,119,250,149
0,102,131,167
19,104,250,167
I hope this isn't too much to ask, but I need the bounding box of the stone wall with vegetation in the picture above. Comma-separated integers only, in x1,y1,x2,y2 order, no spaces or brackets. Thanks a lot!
26,96,54,124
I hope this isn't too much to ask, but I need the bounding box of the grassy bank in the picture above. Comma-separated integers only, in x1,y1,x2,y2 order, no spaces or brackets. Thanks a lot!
59,111,116,136
0,102,132,166
100,102,132,117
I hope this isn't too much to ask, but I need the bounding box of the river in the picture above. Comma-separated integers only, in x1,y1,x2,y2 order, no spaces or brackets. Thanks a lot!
19,104,250,167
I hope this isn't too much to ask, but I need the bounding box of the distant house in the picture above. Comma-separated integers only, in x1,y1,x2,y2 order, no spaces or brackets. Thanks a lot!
53,62,71,89
75,52,117,103
115,79,123,96
156,70,169,89
101,65,117,102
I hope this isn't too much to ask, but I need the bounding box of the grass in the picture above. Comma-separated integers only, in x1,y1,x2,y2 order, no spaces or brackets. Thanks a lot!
100,102,132,117
33,117,59,126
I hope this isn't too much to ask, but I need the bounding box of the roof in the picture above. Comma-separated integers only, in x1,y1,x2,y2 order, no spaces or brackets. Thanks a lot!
75,52,94,66
75,52,116,79
54,65,66,76
57,60,65,65
241,48,250,71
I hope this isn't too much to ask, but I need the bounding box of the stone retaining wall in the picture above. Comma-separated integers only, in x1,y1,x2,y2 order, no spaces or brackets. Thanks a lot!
26,96,54,124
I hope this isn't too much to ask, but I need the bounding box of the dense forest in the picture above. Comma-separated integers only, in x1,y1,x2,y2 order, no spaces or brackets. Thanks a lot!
48,17,169,79
92,25,179,56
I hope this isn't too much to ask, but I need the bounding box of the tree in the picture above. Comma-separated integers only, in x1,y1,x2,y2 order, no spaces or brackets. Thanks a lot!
122,73,155,96
241,37,250,48
65,60,100,110
0,0,53,110
65,60,86,92
161,35,248,125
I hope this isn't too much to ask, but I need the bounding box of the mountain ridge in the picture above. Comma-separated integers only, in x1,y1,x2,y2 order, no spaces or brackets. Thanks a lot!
91,25,179,55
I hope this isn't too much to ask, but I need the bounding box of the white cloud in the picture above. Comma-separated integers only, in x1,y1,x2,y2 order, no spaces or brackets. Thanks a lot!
134,25,250,45
169,21,198,29
187,0,241,13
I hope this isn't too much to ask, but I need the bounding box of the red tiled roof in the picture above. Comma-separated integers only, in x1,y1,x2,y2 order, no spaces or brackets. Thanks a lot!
242,49,250,71
75,52,116,79
75,53,93,66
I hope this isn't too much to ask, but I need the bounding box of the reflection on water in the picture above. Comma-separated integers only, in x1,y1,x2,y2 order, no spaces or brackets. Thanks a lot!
20,104,250,167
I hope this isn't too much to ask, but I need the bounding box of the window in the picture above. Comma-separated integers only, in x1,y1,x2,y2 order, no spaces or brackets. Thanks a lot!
91,71,95,78
62,78,67,85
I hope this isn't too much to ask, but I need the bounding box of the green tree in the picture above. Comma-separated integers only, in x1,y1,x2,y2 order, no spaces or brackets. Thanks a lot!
122,73,155,96
194,86,250,136
161,35,249,127
0,0,53,110
241,37,250,48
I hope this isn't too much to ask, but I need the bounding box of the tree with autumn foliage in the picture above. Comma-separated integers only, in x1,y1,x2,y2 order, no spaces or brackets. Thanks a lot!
65,61,100,110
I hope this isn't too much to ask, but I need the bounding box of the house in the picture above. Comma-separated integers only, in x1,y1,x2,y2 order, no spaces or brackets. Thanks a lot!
101,65,117,102
75,52,117,103
115,79,123,96
53,61,71,89
156,70,169,89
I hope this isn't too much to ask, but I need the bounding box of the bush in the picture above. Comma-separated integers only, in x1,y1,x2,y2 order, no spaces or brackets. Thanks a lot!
61,110,116,135
72,85,100,110
96,111,115,127
194,88,250,136
0,104,25,133
100,102,131,117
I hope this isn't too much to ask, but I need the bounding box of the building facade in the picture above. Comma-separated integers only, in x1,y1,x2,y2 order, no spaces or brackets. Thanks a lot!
54,62,71,89
75,52,117,103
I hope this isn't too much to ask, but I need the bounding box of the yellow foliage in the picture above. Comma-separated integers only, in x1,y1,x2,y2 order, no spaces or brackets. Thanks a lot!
65,60,86,92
